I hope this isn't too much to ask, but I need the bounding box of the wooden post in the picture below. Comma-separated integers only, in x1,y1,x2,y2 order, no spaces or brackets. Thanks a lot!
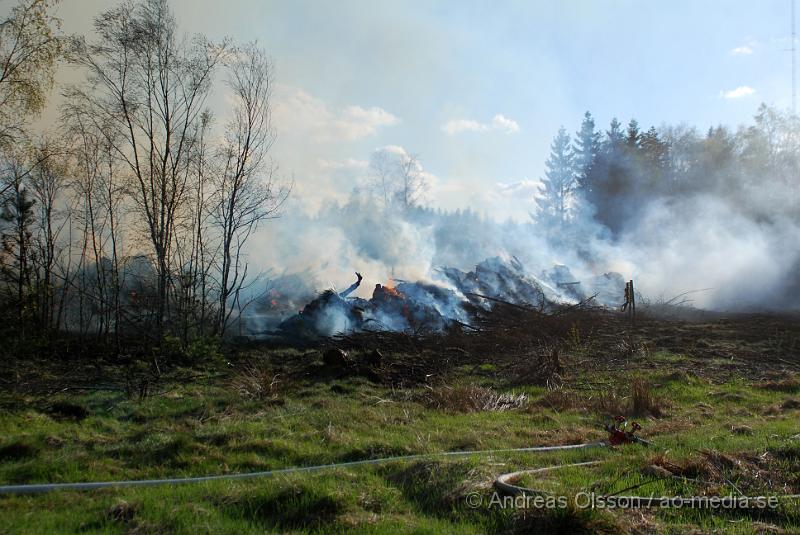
629,279,636,325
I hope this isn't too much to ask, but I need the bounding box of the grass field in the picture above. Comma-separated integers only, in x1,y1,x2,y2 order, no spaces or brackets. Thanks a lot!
1,315,800,533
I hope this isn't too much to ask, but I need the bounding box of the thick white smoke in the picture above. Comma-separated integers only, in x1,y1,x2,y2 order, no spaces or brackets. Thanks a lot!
619,196,800,309
243,113,800,319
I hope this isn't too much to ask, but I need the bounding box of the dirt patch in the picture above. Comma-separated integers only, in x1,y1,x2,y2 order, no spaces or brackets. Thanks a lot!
758,375,800,393
781,398,800,410
763,398,800,415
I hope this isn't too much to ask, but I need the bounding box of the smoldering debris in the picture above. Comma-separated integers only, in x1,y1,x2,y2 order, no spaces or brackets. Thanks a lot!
248,256,625,341
440,256,556,309
320,287,611,388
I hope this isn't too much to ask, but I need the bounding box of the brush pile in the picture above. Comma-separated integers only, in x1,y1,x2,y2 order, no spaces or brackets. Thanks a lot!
321,291,618,387
268,256,624,342
246,256,627,387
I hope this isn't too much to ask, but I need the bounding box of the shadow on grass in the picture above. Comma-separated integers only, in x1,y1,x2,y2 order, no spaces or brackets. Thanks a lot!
215,486,343,531
504,506,621,535
336,442,413,463
380,460,514,531
0,441,39,462
106,434,196,470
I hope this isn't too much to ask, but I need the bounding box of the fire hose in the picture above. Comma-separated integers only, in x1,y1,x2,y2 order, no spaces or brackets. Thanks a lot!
494,418,800,508
2,421,800,509
0,442,603,495
494,461,800,508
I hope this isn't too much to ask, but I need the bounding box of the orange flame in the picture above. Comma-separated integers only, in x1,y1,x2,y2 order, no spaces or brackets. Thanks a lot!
383,278,403,297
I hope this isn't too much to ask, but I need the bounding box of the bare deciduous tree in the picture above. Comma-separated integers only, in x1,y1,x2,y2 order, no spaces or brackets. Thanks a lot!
368,147,427,211
69,0,227,338
60,100,126,340
213,43,289,335
28,138,68,333
177,109,214,341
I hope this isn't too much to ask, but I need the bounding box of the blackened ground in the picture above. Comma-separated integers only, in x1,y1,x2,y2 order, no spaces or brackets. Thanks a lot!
2,307,799,400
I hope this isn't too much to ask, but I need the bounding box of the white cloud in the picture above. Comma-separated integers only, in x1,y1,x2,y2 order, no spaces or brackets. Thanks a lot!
720,86,756,99
273,85,400,142
335,106,400,140
731,38,758,56
318,157,369,170
731,45,754,55
490,114,521,133
495,179,541,197
442,113,520,135
380,144,410,156
442,119,484,134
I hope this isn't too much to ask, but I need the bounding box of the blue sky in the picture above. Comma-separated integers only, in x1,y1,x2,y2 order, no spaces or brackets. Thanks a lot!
55,0,793,220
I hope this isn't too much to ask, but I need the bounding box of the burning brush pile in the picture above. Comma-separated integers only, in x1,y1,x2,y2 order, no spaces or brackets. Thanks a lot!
249,257,625,342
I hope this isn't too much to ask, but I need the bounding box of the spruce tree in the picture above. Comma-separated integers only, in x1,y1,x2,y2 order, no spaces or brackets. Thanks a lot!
573,111,601,191
535,126,575,229
639,126,671,194
586,117,632,235
640,126,669,168
626,119,640,148
606,117,624,147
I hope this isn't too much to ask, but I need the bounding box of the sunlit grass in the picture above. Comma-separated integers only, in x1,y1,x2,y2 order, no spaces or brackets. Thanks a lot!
1,351,799,533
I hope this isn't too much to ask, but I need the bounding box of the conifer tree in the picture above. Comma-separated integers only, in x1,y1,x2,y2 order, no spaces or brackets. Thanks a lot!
535,127,575,228
606,117,625,147
573,111,601,190
626,119,641,149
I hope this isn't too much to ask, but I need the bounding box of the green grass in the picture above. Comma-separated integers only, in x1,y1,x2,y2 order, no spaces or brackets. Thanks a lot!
1,350,799,533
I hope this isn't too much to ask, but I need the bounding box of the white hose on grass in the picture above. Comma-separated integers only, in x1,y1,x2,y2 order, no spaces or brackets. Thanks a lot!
0,442,605,495
5,441,798,509
494,460,800,508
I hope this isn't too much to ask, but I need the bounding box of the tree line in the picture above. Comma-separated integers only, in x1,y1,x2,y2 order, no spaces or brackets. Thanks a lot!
536,106,800,238
3,0,797,354
0,0,289,352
